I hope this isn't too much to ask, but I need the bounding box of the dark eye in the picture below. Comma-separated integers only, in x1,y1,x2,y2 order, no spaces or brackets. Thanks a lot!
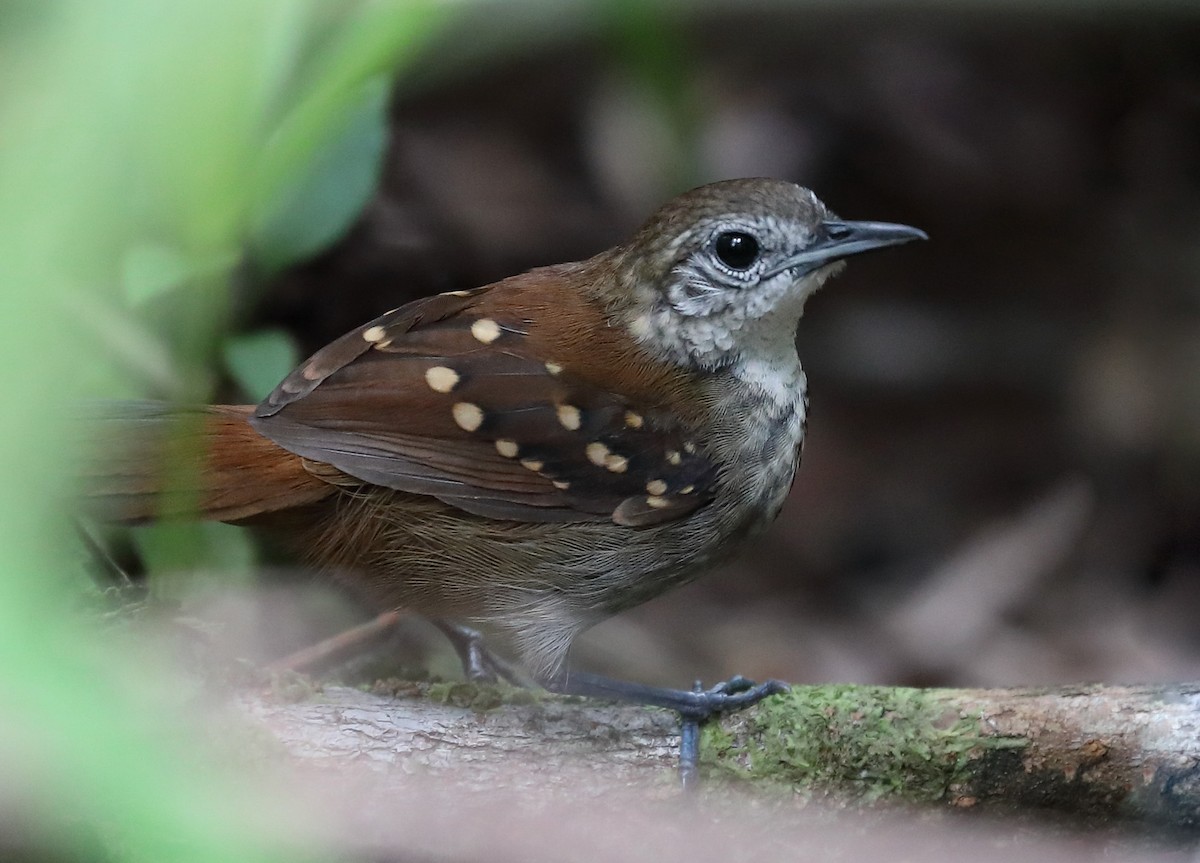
714,231,760,270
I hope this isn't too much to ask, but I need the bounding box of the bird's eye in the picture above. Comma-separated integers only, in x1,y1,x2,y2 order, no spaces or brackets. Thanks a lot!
713,231,760,270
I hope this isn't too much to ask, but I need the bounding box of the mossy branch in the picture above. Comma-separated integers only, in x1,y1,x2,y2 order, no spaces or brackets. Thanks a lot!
240,680,1200,832
707,682,1200,831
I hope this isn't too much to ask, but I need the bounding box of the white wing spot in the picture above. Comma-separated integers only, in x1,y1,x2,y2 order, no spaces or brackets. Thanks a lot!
624,411,644,429
605,453,628,473
424,366,459,393
666,450,682,466
646,495,669,509
362,325,387,343
545,361,563,375
471,318,502,344
552,479,570,490
520,458,544,472
556,404,582,430
586,442,609,466
452,402,484,432
495,439,519,458
646,479,668,496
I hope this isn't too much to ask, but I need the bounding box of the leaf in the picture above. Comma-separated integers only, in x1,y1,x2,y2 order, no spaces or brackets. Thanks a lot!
248,74,389,271
223,328,300,401
133,521,259,598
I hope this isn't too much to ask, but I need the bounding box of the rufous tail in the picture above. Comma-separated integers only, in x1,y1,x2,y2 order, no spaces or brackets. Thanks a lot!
82,401,334,523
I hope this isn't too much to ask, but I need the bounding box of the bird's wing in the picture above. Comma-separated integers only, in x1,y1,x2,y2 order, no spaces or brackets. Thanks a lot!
252,284,716,526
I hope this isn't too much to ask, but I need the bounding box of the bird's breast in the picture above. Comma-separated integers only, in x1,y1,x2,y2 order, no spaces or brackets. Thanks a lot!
710,354,808,525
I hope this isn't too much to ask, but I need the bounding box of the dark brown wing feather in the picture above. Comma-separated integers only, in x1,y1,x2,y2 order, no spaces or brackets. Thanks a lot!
251,281,715,526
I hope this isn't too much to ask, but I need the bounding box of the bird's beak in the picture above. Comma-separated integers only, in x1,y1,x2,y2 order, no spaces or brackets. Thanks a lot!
763,220,928,279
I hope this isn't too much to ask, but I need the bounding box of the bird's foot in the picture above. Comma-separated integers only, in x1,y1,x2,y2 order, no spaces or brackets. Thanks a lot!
548,670,789,789
677,676,789,789
432,620,528,686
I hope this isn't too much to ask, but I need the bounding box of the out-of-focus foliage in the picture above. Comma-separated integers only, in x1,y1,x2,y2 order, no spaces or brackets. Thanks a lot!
223,329,301,403
0,1,442,859
250,74,392,271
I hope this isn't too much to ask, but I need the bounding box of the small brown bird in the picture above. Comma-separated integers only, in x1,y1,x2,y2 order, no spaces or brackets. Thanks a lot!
88,178,924,774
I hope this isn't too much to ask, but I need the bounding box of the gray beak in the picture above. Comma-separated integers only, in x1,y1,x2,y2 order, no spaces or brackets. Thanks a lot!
763,220,928,279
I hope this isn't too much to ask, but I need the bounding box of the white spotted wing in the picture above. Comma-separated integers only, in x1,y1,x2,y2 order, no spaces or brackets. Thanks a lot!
252,288,716,526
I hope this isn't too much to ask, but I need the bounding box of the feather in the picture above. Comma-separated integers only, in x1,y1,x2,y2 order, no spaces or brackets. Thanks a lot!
251,277,718,526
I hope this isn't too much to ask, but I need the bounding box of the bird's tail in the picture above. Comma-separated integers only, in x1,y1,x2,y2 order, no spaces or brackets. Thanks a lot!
81,401,334,523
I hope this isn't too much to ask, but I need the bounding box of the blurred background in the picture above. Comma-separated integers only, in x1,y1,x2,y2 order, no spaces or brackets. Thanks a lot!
2,0,1199,859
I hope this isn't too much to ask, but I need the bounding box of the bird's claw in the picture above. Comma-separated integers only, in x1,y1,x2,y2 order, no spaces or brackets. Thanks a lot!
678,676,789,720
679,676,789,790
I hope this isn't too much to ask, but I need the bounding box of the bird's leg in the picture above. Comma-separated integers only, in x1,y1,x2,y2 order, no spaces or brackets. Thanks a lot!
268,610,402,675
431,623,789,786
679,680,704,790
432,619,528,685
546,669,788,789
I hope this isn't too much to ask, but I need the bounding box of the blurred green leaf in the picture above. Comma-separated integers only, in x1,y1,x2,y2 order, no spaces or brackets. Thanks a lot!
223,328,301,401
121,243,194,305
250,2,442,245
0,1,444,859
122,244,241,307
250,76,389,271
133,521,259,596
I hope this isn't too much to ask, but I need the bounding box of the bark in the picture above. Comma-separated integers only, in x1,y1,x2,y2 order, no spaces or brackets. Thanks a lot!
237,679,1200,832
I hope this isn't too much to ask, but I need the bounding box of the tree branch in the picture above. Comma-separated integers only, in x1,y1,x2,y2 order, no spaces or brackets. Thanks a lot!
238,680,1200,831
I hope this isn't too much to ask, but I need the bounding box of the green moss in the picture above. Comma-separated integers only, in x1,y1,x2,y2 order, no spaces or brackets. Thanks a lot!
266,669,322,703
703,684,1024,802
381,679,539,712
426,681,503,711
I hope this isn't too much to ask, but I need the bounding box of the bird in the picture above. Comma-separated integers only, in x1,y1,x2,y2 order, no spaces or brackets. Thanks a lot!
86,177,925,779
